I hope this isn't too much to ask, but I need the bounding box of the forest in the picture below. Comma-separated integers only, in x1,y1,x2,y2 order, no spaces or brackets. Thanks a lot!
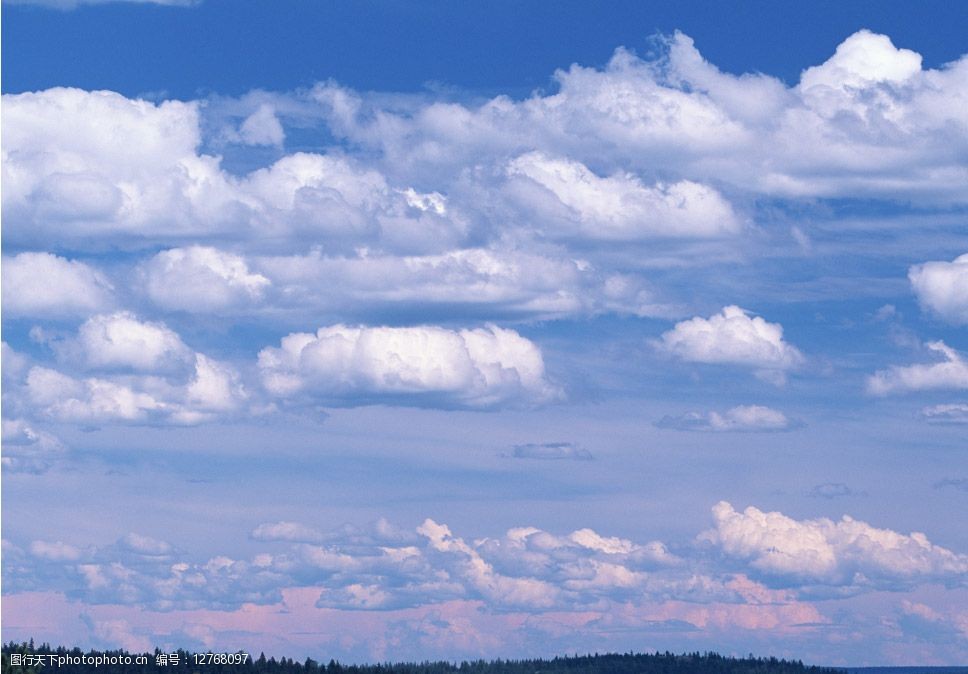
2,641,844,674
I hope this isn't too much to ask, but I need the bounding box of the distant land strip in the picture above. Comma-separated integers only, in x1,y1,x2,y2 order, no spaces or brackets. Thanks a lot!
0,641,853,674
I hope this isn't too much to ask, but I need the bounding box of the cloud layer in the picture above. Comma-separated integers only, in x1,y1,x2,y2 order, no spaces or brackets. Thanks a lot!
6,502,965,614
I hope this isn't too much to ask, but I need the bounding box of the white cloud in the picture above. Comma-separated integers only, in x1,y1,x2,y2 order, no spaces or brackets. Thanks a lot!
868,341,968,395
251,522,326,544
506,152,740,240
25,366,168,423
254,248,673,321
142,246,270,312
56,312,193,373
704,501,968,590
11,323,246,426
657,405,796,432
909,254,968,325
313,30,968,202
179,354,247,421
118,533,173,556
1,89,462,255
241,152,465,253
2,252,114,317
20,354,247,426
239,104,285,147
258,324,560,408
799,30,922,94
5,28,968,266
1,88,240,245
418,519,560,609
0,418,67,473
921,403,968,424
14,509,961,616
655,306,804,381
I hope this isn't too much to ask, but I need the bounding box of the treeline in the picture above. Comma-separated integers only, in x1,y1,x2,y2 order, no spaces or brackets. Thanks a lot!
2,641,844,674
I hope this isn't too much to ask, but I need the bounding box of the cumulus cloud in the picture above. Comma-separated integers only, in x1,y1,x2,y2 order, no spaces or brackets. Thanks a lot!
703,502,968,592
867,341,968,395
142,246,270,312
1,88,241,246
9,518,680,611
655,306,804,382
9,507,964,617
2,252,114,317
417,519,560,609
258,324,560,408
909,254,968,325
0,418,67,473
24,366,167,423
1,89,467,255
238,104,285,147
240,152,466,254
505,152,740,240
20,355,246,425
656,405,796,432
5,318,247,426
799,29,922,93
54,312,193,372
510,442,593,460
314,30,968,202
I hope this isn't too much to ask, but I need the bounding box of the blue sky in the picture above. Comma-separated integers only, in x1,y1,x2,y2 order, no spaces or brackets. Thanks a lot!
2,0,967,666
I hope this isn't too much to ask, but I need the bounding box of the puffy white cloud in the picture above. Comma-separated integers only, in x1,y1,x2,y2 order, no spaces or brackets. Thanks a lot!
1,89,463,255
258,324,559,408
1,88,241,245
241,152,466,253
868,341,968,395
314,30,968,202
20,353,247,426
9,319,246,425
510,442,593,460
505,152,740,240
799,29,922,94
14,508,963,616
177,354,248,423
55,312,193,373
142,246,270,312
418,519,560,609
25,366,168,423
1,252,114,317
704,502,968,591
655,306,804,381
909,254,968,325
238,104,285,147
657,405,796,432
